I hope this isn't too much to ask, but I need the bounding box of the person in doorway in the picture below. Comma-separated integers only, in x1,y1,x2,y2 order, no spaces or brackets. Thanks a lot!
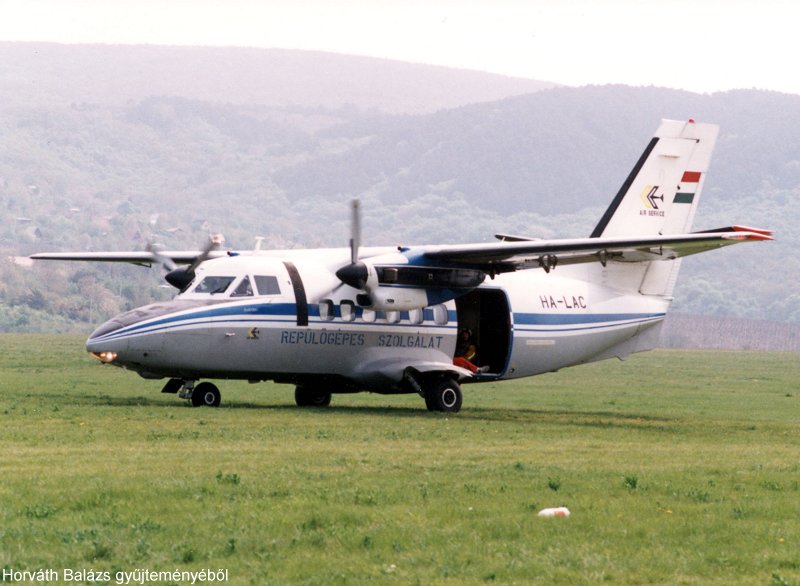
453,328,490,373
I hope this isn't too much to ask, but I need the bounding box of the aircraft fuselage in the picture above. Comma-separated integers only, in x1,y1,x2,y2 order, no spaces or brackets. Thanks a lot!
86,248,667,394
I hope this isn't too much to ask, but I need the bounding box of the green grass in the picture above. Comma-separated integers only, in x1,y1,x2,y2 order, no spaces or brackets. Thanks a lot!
1,334,799,585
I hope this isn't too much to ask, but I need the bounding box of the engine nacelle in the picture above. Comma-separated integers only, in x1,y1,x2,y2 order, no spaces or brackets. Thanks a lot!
363,285,430,311
337,252,487,311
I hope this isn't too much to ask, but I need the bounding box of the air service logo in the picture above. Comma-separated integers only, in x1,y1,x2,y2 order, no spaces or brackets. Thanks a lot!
639,185,665,217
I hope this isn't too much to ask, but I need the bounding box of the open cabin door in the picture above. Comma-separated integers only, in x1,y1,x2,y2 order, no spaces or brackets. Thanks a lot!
455,288,512,375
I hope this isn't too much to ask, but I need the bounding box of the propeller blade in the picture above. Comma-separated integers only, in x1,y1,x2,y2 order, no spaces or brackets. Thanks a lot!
145,242,177,271
305,271,348,304
350,199,361,265
188,233,224,273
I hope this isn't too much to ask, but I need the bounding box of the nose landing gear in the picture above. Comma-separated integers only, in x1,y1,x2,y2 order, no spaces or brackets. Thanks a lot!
160,379,222,407
191,382,221,407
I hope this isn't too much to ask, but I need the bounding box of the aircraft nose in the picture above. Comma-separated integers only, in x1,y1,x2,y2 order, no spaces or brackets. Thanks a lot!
86,319,125,363
88,319,124,341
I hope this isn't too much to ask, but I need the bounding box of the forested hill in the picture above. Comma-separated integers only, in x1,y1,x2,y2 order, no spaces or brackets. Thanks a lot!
0,43,797,334
0,43,555,114
291,85,800,217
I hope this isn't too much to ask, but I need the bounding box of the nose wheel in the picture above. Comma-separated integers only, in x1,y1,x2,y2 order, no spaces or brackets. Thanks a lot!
163,379,223,407
190,382,221,407
170,379,222,407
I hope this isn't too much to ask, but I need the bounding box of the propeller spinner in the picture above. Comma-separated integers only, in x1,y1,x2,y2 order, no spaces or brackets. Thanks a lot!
165,234,225,290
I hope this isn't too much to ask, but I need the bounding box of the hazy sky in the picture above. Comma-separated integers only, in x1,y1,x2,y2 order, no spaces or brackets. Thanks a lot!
1,0,797,95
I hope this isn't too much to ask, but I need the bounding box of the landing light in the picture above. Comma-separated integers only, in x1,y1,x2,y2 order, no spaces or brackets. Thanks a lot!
91,351,118,363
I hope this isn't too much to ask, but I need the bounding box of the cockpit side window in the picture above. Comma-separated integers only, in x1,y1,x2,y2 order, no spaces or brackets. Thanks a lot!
193,276,236,295
231,276,254,297
254,275,281,296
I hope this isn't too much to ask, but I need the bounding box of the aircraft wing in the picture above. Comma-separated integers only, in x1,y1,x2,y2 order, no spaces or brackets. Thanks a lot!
419,226,773,272
28,250,229,266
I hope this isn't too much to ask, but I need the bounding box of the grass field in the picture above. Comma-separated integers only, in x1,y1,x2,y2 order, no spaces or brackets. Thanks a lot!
1,334,798,585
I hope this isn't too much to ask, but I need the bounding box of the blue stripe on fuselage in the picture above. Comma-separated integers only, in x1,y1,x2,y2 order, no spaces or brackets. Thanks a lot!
91,302,464,343
94,295,663,344
514,312,664,326
92,302,298,342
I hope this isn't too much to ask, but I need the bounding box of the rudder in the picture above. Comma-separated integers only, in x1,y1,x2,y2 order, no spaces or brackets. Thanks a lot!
591,119,719,239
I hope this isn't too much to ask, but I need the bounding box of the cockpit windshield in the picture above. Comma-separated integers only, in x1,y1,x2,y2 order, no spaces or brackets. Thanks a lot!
231,276,254,297
183,272,283,299
193,276,236,295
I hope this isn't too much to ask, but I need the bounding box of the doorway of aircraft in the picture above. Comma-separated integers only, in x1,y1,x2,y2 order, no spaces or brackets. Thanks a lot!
455,288,512,376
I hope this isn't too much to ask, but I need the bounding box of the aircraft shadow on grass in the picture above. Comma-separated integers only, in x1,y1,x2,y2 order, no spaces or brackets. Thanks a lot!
69,392,679,431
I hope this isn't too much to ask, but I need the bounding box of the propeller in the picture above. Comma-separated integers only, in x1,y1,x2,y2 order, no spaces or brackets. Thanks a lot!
329,199,483,310
305,199,371,304
336,199,370,292
164,234,225,290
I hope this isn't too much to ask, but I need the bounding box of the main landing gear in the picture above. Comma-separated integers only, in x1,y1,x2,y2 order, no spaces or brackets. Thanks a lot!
404,371,463,413
294,385,332,407
162,379,221,408
291,375,463,412
423,377,463,413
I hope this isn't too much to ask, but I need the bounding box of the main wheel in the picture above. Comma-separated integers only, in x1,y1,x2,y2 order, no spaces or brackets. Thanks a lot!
424,393,437,411
295,385,332,407
425,378,462,413
191,382,221,407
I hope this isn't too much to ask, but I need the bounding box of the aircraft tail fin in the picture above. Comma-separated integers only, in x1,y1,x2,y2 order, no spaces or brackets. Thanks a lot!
590,119,719,298
591,119,719,239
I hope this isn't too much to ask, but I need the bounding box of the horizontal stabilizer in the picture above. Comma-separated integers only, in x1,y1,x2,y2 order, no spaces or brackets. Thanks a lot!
693,225,774,237
494,233,541,242
419,228,773,272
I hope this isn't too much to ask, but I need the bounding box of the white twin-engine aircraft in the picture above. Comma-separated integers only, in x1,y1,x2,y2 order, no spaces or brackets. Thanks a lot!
33,119,772,412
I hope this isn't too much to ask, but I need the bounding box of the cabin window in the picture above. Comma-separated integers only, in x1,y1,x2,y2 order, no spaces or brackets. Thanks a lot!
362,309,376,323
432,304,449,325
254,275,281,296
319,299,335,321
193,276,235,295
231,276,254,297
340,300,356,322
408,308,424,325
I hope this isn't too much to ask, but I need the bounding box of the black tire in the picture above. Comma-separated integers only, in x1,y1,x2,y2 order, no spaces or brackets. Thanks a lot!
424,393,437,411
425,377,462,413
191,382,221,407
295,386,332,407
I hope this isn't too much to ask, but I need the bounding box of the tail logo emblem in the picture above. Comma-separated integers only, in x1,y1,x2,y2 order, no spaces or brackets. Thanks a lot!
641,185,664,210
